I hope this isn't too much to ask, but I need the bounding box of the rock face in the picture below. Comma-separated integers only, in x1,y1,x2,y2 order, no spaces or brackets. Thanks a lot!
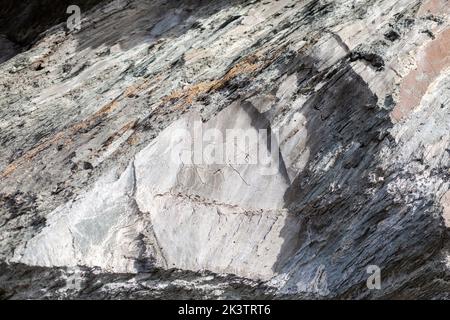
0,0,449,299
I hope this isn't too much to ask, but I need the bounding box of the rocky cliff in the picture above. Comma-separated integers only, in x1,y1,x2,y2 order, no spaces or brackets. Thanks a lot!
0,0,449,299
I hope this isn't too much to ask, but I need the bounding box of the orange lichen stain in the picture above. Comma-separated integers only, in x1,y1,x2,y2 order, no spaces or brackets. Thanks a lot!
0,75,160,179
392,27,450,122
126,134,140,146
0,49,276,179
164,80,216,105
123,79,151,98
417,0,450,16
163,54,264,107
93,100,120,117
0,163,17,178
102,119,138,148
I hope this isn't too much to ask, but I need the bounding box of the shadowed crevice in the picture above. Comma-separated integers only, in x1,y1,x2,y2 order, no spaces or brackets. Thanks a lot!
275,58,447,298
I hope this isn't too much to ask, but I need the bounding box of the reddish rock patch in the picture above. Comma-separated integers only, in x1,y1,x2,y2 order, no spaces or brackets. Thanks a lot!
392,27,450,122
417,0,450,17
442,191,450,228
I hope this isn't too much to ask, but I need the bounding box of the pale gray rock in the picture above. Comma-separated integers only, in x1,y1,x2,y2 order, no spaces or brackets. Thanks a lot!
0,0,449,299
0,35,18,65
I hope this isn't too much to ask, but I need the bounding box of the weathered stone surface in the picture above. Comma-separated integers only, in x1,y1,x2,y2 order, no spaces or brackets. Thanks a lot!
0,0,449,299
0,36,18,64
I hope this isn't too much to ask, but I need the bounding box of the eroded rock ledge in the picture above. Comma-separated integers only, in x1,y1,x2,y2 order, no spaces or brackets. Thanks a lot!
0,0,449,299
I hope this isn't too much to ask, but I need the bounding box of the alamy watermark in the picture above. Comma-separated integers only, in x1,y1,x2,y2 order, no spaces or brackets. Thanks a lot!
169,121,281,176
67,5,81,31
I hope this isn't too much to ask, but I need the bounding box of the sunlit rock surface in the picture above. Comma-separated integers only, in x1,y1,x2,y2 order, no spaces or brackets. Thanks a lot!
0,0,449,299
